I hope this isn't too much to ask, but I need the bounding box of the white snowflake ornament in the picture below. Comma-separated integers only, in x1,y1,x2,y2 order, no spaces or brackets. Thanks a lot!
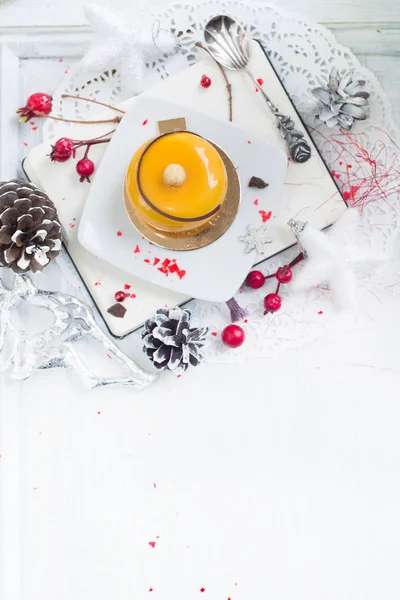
239,224,272,255
81,2,178,94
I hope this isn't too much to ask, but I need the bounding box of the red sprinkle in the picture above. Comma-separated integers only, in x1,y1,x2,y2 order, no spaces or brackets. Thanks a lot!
259,209,272,223
253,199,259,206
142,119,148,126
347,164,352,169
59,58,63,62
149,541,156,548
168,263,179,273
134,245,140,253
23,142,28,147
144,259,151,264
247,140,251,144
317,310,323,315
117,231,122,237
130,293,136,299
211,332,218,337
97,411,101,415
149,589,153,592
32,126,38,131
162,258,171,268
153,483,157,488
124,284,131,290
106,354,112,359
153,258,160,266
177,269,186,279
94,280,101,286
257,78,264,85
200,588,205,593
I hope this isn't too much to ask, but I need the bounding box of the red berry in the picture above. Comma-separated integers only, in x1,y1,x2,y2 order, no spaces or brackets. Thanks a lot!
246,270,265,289
115,290,127,302
264,293,282,314
276,265,292,284
221,324,245,348
50,137,74,162
76,157,95,183
200,75,212,88
17,92,52,122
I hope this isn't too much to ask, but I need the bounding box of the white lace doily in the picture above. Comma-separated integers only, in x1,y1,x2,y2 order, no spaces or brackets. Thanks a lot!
44,1,400,364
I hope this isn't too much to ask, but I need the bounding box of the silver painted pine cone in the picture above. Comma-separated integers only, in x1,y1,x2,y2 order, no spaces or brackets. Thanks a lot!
312,68,370,130
142,307,208,373
0,179,62,274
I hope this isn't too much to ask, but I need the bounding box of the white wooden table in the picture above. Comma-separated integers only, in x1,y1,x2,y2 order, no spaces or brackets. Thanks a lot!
1,2,400,600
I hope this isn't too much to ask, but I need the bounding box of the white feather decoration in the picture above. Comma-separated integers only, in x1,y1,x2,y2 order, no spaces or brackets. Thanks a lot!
291,209,387,308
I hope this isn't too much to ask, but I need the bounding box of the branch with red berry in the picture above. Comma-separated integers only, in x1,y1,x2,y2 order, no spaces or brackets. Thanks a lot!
17,93,124,183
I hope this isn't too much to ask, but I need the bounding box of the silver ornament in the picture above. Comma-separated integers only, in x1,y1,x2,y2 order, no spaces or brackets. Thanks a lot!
239,224,272,255
287,218,308,256
0,273,157,389
312,68,370,130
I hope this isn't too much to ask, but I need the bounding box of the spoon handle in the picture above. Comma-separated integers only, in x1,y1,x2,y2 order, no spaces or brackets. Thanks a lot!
248,72,312,164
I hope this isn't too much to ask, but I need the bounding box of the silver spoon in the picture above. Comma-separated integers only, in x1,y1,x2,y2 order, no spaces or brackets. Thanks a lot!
204,15,312,163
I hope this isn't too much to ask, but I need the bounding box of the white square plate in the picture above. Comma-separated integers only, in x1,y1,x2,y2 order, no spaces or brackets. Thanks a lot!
78,97,287,302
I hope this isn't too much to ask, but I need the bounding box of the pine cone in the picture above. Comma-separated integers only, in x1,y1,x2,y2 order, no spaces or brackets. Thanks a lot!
0,179,62,274
142,307,208,373
312,68,370,130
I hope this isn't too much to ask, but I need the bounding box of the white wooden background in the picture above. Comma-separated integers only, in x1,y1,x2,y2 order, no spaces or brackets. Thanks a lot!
1,3,400,600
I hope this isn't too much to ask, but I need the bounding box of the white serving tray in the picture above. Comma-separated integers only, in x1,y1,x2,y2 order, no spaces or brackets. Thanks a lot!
24,41,346,337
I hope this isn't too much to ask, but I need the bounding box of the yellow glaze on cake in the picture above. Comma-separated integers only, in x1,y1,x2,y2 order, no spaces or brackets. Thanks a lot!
125,132,228,233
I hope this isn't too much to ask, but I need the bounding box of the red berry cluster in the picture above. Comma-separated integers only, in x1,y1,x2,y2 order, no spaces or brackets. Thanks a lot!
49,134,111,183
246,253,304,315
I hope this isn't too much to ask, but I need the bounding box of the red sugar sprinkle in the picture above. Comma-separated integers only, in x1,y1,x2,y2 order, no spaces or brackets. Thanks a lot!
117,231,122,237
177,269,186,279
94,280,101,286
169,263,179,273
23,142,28,147
200,588,205,593
253,199,259,206
149,541,156,548
247,140,251,144
177,374,182,378
97,411,101,415
153,258,160,266
153,483,157,488
149,589,153,592
144,259,151,264
257,78,264,85
124,284,131,290
134,245,140,253
59,58,63,62
347,164,352,169
244,319,248,323
158,266,168,275
106,354,112,359
339,161,343,165
211,332,218,337
317,310,323,315
32,126,38,131
142,119,148,126
130,293,136,298
162,258,171,268
259,209,272,223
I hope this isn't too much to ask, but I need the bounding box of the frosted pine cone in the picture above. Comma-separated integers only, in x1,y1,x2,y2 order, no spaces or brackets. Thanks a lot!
0,179,62,274
312,68,370,130
142,307,208,373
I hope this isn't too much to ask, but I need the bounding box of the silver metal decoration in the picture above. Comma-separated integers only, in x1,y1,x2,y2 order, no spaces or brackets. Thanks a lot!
0,274,157,389
312,68,370,130
288,218,308,256
204,15,312,163
239,224,272,255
